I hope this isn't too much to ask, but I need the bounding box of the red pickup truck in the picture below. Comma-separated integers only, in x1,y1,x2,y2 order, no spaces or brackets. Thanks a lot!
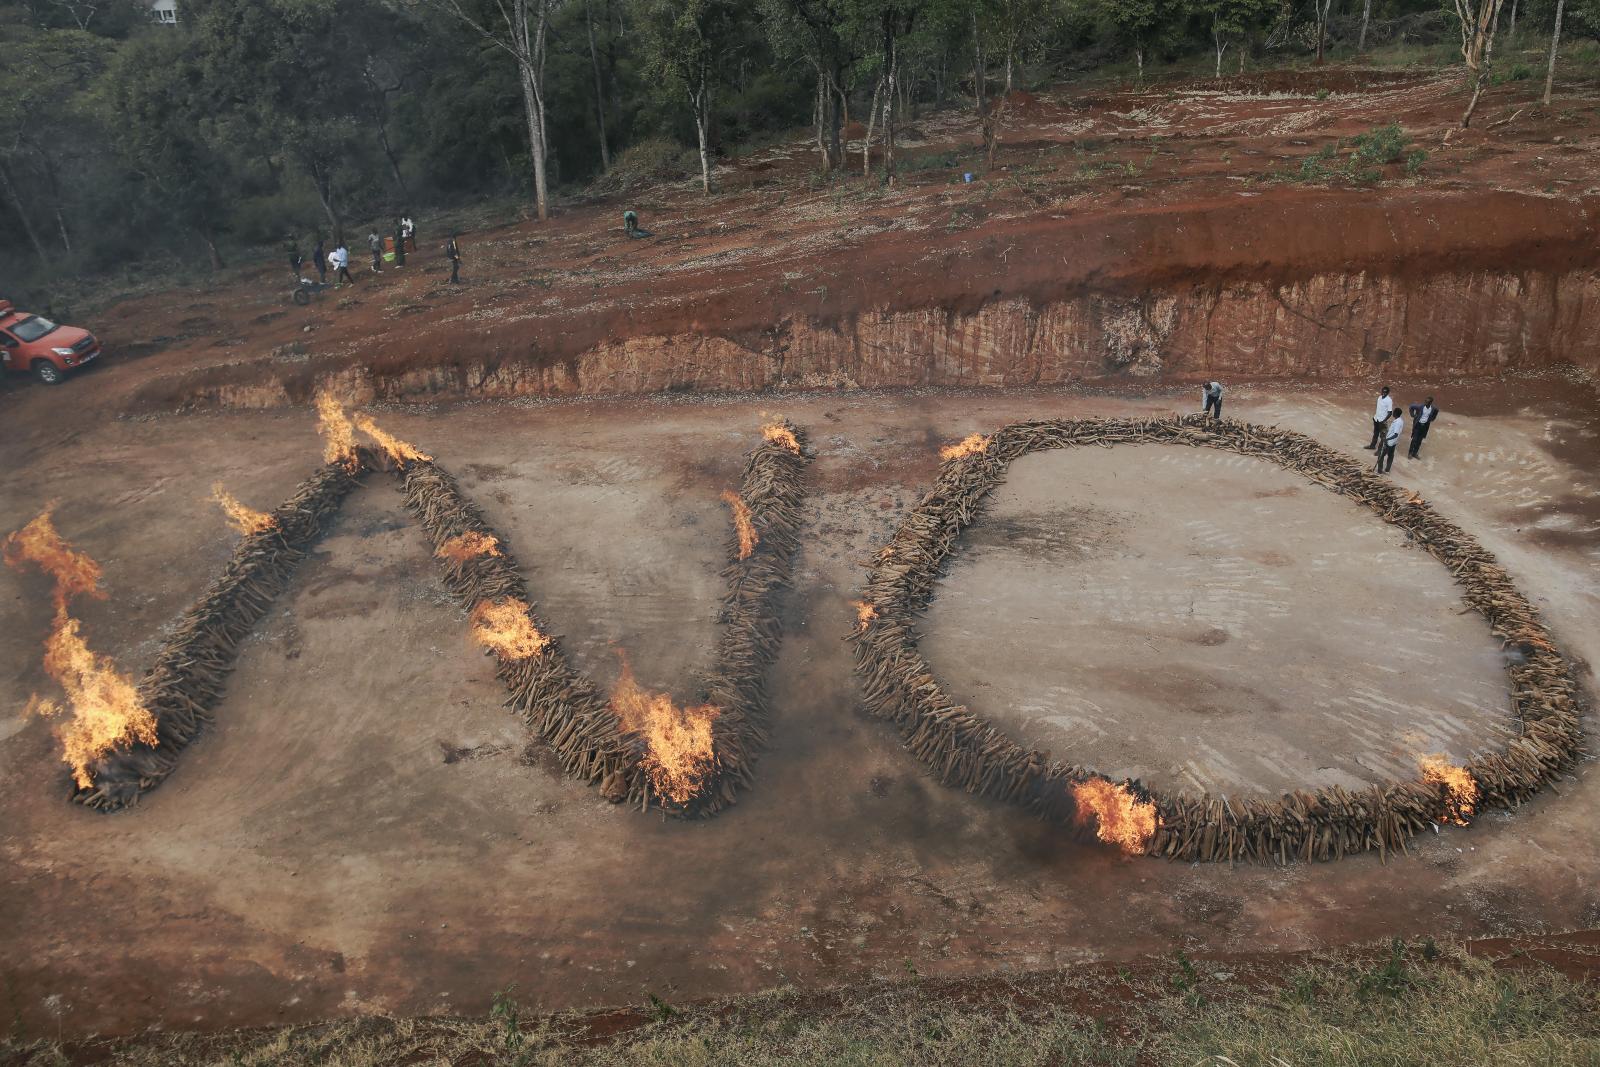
0,300,103,384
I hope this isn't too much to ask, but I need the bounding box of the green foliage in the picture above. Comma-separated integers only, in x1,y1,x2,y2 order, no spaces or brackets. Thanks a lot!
1281,123,1422,185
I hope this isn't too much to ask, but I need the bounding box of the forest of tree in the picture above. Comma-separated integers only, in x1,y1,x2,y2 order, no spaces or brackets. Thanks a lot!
1,0,1596,291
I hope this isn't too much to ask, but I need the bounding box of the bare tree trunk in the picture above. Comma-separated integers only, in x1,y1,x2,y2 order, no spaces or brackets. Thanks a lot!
1457,0,1507,126
1543,0,1565,106
40,158,71,255
310,160,343,241
1315,0,1329,64
813,71,829,170
200,226,224,271
0,157,49,264
585,0,611,171
1214,23,1228,78
1135,46,1144,84
862,76,881,177
691,73,712,195
376,120,409,199
513,0,551,221
1509,0,1518,37
1004,45,1014,93
882,37,898,183
1359,0,1373,50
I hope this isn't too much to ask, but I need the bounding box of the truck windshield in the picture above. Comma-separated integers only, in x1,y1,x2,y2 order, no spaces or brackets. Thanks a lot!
11,316,59,343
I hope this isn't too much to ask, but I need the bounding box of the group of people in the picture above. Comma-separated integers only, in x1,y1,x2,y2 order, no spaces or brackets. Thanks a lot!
1366,385,1440,472
287,216,464,288
1200,380,1441,475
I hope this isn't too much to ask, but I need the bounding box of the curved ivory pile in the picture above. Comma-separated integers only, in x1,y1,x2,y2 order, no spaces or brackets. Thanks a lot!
72,424,810,816
849,414,1585,863
393,422,811,815
76,454,370,810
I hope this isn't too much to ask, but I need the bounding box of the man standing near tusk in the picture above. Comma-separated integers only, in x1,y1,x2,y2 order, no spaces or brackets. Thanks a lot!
1366,385,1392,450
1408,396,1440,459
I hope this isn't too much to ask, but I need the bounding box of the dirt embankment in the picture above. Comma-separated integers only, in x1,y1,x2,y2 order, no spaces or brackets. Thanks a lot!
122,189,1600,412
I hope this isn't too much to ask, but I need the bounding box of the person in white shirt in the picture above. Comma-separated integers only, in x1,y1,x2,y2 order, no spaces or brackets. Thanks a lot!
1366,386,1392,450
1376,407,1403,474
1407,396,1440,459
1201,381,1223,420
331,244,354,286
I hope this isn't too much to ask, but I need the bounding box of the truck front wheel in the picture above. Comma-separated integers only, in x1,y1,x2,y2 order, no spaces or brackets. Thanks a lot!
34,362,63,385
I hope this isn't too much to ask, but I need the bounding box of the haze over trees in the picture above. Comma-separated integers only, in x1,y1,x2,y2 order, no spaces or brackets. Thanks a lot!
2,0,1597,291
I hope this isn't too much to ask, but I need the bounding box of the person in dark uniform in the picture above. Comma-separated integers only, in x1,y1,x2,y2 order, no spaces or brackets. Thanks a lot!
446,232,461,284
1201,381,1223,420
287,241,304,280
312,237,327,284
623,210,652,238
393,219,406,268
1407,396,1440,458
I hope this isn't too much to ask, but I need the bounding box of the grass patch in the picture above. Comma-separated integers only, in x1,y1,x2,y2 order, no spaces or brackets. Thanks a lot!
1280,122,1426,185
5,940,1598,1065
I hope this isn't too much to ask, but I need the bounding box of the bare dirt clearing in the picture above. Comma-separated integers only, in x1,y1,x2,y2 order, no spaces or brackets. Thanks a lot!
2,381,1596,1040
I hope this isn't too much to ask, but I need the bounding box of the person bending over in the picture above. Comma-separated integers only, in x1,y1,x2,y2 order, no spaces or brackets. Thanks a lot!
1202,381,1223,420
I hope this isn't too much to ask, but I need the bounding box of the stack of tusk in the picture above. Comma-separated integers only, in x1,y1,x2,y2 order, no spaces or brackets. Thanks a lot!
849,414,1586,864
76,449,373,810
392,421,813,817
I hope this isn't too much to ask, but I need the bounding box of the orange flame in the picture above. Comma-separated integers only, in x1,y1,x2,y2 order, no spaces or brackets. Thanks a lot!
1073,778,1158,854
469,598,550,660
315,391,359,471
940,433,991,461
3,506,103,614
762,421,802,455
437,531,502,564
211,483,275,537
1419,754,1479,826
852,600,878,633
354,413,432,466
722,490,758,560
611,655,719,806
5,509,157,790
33,616,159,789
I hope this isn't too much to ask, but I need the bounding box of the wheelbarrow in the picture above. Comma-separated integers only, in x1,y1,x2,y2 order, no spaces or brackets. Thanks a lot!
291,277,333,306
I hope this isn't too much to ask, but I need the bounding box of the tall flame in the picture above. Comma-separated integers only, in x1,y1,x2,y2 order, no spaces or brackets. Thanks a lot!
354,413,432,466
469,598,550,660
722,490,758,560
34,617,159,789
5,508,158,789
315,391,359,470
762,421,802,455
2,507,103,613
940,433,991,461
437,531,502,564
1073,777,1158,854
211,483,275,537
611,655,719,806
1419,754,1479,826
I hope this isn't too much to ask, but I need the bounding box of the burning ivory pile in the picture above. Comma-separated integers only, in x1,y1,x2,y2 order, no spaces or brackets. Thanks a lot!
59,458,367,810
389,419,811,815
9,396,809,817
850,414,1585,864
